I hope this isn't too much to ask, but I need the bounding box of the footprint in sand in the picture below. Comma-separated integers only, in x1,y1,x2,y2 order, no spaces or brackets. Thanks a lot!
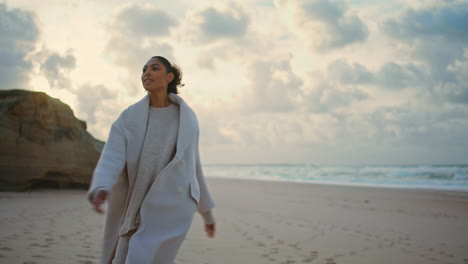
6,234,19,240
78,261,95,264
0,247,12,251
76,254,96,259
31,254,47,258
83,241,93,249
288,243,300,249
29,243,48,248
402,248,411,254
304,250,318,262
268,248,279,255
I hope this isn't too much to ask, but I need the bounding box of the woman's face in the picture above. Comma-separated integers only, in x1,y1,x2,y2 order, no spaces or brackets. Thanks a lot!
141,57,174,93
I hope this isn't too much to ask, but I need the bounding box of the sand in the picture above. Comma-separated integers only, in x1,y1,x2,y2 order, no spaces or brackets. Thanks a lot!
1,178,467,264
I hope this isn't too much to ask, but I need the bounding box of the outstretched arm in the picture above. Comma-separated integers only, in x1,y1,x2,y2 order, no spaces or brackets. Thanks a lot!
87,110,128,210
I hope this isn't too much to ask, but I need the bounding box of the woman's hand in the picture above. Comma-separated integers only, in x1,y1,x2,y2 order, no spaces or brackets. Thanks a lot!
205,223,215,238
92,189,109,214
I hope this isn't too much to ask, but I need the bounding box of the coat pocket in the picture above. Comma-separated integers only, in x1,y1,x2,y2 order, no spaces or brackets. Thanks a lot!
189,182,200,208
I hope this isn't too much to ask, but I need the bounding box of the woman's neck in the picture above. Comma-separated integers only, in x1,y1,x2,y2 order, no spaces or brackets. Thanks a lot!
149,90,170,108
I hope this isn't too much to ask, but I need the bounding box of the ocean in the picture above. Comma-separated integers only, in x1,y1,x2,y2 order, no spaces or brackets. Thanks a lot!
203,164,468,192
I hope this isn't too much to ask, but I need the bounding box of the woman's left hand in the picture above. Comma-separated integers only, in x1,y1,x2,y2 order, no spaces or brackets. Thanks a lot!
205,223,215,238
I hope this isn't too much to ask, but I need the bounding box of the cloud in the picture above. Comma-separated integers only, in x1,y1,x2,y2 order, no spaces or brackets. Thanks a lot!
31,48,76,89
190,103,235,147
365,104,468,148
240,57,303,113
178,3,252,70
104,3,178,95
226,113,308,148
326,59,430,90
186,3,250,44
376,62,427,90
410,37,463,83
75,83,117,126
382,4,468,43
442,48,468,104
275,0,368,50
0,3,39,89
326,59,373,84
381,4,468,73
303,71,369,114
381,3,468,104
111,3,177,38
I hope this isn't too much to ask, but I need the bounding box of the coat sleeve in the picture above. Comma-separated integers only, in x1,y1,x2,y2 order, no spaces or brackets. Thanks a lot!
195,129,215,215
87,109,128,202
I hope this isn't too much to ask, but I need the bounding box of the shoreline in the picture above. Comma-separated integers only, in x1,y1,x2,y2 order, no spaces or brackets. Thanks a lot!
205,175,468,194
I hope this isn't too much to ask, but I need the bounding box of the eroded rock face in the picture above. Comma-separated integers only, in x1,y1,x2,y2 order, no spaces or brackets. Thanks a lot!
0,90,104,191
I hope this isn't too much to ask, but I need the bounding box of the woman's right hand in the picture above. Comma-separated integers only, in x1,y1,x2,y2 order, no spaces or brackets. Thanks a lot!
92,189,109,214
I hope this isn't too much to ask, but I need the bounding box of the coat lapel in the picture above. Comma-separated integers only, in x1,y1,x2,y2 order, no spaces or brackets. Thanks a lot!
125,95,150,167
169,93,199,158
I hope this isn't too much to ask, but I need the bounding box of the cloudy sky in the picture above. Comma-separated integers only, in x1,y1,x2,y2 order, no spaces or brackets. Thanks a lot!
1,0,467,165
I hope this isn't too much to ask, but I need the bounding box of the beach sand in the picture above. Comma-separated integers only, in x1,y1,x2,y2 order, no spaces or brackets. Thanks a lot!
1,178,467,264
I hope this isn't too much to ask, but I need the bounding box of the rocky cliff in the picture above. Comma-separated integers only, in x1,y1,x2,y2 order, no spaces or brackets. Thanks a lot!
0,90,104,191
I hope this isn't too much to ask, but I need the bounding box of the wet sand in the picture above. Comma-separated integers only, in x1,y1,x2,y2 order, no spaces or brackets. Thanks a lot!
1,178,467,264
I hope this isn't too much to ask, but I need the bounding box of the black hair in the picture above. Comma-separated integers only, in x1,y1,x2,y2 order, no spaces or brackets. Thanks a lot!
151,56,184,94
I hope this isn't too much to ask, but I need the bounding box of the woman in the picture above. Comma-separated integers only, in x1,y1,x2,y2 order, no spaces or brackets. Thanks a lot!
87,56,216,264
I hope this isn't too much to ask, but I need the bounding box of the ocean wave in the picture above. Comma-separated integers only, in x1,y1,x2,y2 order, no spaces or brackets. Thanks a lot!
203,164,468,191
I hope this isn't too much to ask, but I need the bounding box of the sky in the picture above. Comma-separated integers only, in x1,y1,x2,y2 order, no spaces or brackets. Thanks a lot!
1,0,467,165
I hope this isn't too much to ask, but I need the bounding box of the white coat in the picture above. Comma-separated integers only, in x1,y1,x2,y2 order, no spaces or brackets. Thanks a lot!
87,93,215,264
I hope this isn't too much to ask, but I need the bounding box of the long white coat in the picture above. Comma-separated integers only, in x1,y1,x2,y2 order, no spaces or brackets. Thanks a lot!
87,93,215,264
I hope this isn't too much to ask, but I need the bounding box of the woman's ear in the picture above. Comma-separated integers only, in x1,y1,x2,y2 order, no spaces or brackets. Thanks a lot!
167,72,174,83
